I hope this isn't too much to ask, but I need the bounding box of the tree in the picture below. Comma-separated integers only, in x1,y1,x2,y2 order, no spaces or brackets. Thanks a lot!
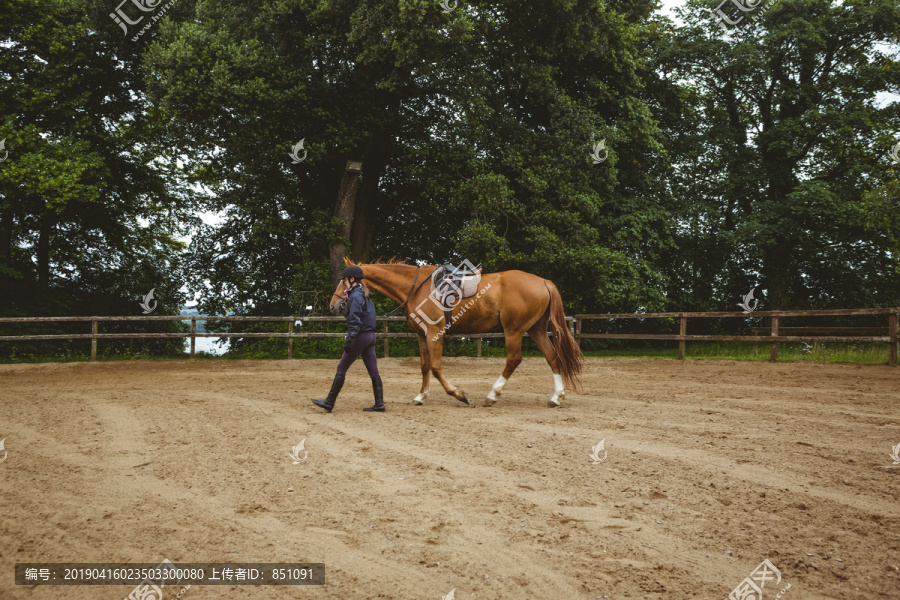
144,0,677,323
659,0,900,311
0,0,194,355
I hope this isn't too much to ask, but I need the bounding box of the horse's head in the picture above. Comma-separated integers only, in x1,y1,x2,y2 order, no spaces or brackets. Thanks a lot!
330,259,364,315
329,277,350,315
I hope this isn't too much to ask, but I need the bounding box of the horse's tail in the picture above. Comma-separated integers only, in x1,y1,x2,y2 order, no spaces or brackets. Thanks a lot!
544,280,584,392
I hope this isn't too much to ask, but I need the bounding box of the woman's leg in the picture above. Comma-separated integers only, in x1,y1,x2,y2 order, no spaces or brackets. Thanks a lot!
313,334,366,412
359,332,379,378
358,332,384,412
335,344,360,374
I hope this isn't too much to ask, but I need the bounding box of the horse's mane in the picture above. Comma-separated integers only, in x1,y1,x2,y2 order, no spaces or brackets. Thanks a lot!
352,257,411,265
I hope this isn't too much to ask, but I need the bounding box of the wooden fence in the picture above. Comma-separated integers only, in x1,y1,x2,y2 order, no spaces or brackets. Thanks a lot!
0,308,897,365
0,315,574,360
574,307,899,366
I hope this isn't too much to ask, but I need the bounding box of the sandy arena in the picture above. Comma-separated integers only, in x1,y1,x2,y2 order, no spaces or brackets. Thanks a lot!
1,357,898,599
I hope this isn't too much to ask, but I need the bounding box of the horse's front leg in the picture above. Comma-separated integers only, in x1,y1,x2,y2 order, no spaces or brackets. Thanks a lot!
413,333,431,405
426,333,471,406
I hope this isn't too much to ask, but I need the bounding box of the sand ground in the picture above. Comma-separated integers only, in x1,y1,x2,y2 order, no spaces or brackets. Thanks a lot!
1,357,898,599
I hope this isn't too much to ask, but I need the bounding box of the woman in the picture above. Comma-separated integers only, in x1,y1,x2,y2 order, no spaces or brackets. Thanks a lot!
313,265,384,413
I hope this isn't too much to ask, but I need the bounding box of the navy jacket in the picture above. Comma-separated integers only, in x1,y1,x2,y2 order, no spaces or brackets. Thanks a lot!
345,284,376,340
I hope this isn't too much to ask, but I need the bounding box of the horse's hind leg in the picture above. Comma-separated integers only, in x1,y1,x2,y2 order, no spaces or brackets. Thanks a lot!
484,329,525,406
527,321,565,407
413,333,431,405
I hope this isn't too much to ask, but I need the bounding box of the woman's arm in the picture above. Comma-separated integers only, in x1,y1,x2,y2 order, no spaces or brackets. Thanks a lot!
345,289,364,340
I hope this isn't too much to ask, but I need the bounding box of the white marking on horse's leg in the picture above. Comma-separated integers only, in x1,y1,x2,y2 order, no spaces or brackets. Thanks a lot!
413,390,429,405
548,373,565,407
485,375,507,405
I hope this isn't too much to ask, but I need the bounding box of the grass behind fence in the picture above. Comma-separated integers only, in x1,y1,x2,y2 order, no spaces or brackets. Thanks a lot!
574,341,891,365
0,327,893,366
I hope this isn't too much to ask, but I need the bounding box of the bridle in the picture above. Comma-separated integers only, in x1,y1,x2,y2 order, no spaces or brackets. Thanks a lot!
329,265,439,317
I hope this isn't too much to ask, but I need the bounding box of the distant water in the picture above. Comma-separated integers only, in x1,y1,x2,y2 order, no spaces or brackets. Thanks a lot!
185,336,226,356
181,306,228,355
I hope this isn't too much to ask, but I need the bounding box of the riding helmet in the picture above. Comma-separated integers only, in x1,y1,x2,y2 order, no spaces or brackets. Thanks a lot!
341,265,364,280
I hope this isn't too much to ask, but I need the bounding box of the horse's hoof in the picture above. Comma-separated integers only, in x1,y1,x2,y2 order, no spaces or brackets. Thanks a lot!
457,393,471,405
483,398,496,407
547,398,561,407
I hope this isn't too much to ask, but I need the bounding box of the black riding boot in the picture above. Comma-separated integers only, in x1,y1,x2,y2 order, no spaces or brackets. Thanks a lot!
363,376,385,412
313,372,345,412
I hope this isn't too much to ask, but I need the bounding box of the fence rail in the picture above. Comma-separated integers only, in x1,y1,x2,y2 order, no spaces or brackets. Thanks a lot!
573,307,899,366
0,315,574,360
1,308,897,365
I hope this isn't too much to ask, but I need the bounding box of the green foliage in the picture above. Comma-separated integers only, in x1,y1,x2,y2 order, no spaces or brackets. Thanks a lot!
0,0,195,357
862,179,900,272
141,0,678,319
658,0,900,311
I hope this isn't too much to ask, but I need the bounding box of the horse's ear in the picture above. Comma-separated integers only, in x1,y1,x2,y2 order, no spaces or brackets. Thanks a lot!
343,257,353,266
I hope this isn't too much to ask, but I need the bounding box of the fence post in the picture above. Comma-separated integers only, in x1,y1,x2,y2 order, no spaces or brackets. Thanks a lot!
383,320,389,358
477,338,482,357
770,316,779,362
288,320,294,359
575,318,582,349
889,312,898,367
90,319,97,361
678,316,687,360
190,318,196,358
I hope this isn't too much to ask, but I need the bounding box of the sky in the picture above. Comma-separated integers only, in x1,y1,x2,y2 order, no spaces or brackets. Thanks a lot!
660,0,688,25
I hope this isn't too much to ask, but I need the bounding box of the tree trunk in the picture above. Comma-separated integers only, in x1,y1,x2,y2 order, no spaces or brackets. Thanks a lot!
350,130,389,263
758,88,801,312
328,169,360,286
0,207,11,263
37,213,51,287
762,244,792,310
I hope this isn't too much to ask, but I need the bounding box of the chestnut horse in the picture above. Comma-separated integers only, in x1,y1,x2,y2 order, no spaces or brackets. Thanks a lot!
329,259,583,407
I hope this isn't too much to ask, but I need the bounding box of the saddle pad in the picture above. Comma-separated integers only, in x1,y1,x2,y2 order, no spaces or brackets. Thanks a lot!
430,267,482,300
